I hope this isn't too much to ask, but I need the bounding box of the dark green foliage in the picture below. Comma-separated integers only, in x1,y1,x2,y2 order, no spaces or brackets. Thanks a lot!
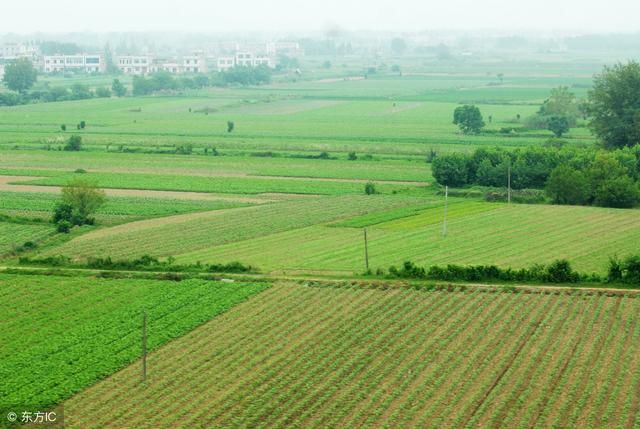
387,259,585,284
56,220,71,233
608,255,640,284
71,84,92,100
547,115,570,137
2,58,37,92
19,254,256,274
111,79,126,97
432,153,469,187
60,124,66,132
364,182,377,195
545,165,590,205
434,145,640,208
64,135,82,151
453,105,485,134
545,259,580,283
348,152,357,161
52,179,106,232
222,65,272,86
95,87,111,98
79,121,86,129
0,91,24,106
227,121,235,133
589,61,640,149
591,176,639,208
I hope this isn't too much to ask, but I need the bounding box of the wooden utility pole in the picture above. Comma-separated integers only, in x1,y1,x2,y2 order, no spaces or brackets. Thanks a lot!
142,311,147,383
364,228,369,270
442,185,448,237
508,162,512,204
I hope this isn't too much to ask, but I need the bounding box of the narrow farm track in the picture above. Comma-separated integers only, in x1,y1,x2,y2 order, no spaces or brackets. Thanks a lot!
63,283,640,428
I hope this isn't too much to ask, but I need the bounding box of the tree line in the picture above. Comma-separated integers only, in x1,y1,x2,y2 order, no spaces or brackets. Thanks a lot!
0,58,273,105
432,145,640,208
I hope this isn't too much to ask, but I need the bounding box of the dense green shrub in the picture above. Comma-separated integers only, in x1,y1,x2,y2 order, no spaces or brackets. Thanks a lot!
432,153,469,187
608,255,640,284
386,259,588,284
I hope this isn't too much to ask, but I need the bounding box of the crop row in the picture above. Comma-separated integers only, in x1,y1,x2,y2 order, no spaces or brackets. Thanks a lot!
183,202,640,273
62,284,640,428
0,191,249,219
0,273,268,414
46,195,422,260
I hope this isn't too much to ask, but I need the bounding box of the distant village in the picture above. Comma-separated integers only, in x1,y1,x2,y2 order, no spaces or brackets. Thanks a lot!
0,41,304,79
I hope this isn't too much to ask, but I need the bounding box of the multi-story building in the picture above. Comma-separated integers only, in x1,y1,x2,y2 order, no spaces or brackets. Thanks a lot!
216,52,274,72
117,54,206,75
43,54,105,73
182,55,206,73
117,55,154,75
0,42,39,61
0,64,5,80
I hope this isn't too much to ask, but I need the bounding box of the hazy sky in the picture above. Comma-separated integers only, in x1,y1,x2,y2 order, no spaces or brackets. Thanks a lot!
4,0,640,34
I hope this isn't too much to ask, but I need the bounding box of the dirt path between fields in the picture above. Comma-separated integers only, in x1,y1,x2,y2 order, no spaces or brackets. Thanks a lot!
0,175,275,204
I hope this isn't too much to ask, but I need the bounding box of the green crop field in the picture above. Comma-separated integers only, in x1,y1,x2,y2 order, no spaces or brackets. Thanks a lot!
61,283,640,429
175,202,640,274
42,195,426,261
0,221,56,255
0,273,268,420
2,51,640,429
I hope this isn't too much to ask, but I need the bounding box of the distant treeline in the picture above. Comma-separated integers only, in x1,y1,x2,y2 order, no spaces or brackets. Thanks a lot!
0,66,273,106
19,254,256,274
132,66,272,96
432,144,640,208
380,257,640,286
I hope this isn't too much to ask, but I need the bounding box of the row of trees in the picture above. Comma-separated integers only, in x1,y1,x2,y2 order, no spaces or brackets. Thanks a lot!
432,145,640,208
132,66,272,96
1,59,273,104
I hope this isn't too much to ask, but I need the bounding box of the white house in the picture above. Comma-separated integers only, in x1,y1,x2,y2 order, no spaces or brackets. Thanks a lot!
43,54,105,73
117,55,154,75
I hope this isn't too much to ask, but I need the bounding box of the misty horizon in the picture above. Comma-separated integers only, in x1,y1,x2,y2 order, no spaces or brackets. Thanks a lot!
4,0,640,34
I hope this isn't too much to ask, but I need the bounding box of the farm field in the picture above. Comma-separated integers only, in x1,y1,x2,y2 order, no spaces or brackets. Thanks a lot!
2,53,640,429
0,221,55,255
0,76,595,156
41,195,426,260
177,202,640,274
0,273,268,421
62,282,640,429
0,191,251,224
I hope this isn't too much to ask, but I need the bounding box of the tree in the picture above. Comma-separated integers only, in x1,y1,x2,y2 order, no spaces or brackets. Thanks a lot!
592,176,639,208
539,86,579,123
2,58,37,93
71,83,92,100
545,165,590,205
588,61,640,149
432,153,469,187
547,115,570,137
103,43,119,74
112,79,127,97
348,152,357,161
453,105,485,134
95,87,111,98
64,135,82,151
588,153,640,207
364,182,377,195
53,179,107,229
227,121,235,133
